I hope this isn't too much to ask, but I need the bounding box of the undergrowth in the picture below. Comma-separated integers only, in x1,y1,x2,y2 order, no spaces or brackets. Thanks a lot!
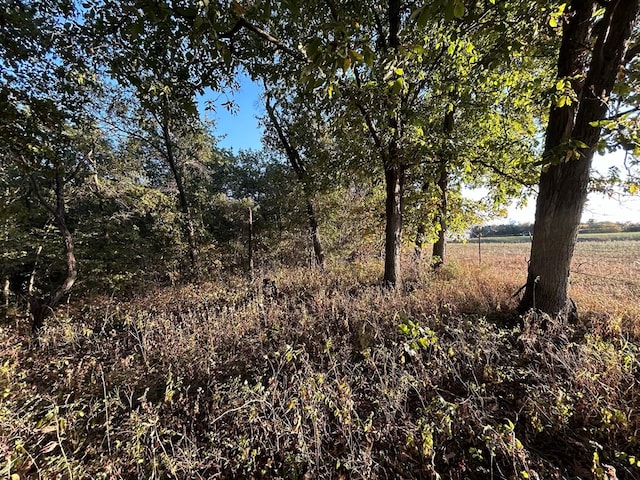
1,261,639,479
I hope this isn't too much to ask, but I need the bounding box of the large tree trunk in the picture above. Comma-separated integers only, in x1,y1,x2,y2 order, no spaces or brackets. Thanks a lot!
381,0,405,287
31,171,77,333
519,0,639,315
383,160,405,287
432,167,448,270
161,118,199,275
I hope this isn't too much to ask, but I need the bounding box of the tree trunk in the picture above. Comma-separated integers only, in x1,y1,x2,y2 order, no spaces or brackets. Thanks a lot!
161,118,199,275
247,205,254,278
306,199,325,267
519,0,639,316
432,167,448,270
432,106,454,270
380,0,405,287
383,161,405,287
31,172,77,333
265,100,325,267
28,245,43,297
414,223,426,261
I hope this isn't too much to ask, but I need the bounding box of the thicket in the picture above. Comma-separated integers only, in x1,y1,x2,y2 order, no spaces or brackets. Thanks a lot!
2,1,640,478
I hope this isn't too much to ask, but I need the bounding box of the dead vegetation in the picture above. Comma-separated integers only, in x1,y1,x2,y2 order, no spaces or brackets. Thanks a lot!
1,245,639,479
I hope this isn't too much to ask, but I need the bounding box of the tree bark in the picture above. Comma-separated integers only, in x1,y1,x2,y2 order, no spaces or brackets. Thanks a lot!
432,167,448,270
432,107,454,270
519,0,639,316
383,158,405,287
30,171,77,333
306,199,325,267
161,117,199,275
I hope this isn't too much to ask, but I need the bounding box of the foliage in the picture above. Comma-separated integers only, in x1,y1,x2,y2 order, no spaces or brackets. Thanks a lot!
2,2,640,477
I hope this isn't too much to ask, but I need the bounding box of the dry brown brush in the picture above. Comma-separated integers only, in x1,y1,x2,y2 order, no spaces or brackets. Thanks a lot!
1,262,639,479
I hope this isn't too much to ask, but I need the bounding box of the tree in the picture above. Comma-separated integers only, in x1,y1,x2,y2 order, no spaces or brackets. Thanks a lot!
0,0,100,330
84,0,240,277
519,0,640,316
234,0,553,285
263,97,326,267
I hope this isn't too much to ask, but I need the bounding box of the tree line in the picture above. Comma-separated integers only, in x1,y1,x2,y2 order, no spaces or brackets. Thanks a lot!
470,221,640,238
1,0,639,331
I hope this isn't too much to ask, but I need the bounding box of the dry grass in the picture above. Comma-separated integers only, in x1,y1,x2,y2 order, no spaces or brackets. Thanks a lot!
1,241,639,479
450,239,640,336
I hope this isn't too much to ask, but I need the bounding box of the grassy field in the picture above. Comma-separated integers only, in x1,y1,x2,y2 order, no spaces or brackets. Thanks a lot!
1,240,639,479
449,239,640,328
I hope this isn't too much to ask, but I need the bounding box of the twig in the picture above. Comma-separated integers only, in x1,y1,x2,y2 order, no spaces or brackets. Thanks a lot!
101,367,112,456
211,399,261,424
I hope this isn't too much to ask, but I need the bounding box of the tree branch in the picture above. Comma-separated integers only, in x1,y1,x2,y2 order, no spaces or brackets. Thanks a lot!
352,68,386,159
264,98,307,178
29,174,56,217
605,106,640,120
470,158,537,189
220,17,306,61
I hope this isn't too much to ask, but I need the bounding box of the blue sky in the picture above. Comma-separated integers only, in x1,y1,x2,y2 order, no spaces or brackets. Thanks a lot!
502,151,640,224
199,72,264,152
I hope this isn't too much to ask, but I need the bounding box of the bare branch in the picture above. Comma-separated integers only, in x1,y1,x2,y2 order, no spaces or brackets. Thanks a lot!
221,17,306,61
605,106,640,120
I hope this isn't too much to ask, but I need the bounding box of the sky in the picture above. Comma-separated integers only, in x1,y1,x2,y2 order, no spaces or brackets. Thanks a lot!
203,75,640,224
199,72,265,152
501,150,640,224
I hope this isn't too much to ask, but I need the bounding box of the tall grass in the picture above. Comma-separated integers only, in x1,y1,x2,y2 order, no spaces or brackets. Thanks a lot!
1,246,639,479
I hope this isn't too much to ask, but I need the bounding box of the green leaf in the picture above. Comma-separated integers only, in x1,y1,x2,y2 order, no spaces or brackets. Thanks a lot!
221,46,232,67
343,56,351,71
129,21,144,37
453,1,465,18
363,47,375,67
444,1,455,21
417,6,431,28
549,3,566,28
348,49,364,63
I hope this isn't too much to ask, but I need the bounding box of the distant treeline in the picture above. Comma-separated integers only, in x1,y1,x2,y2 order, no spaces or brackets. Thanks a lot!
470,221,640,238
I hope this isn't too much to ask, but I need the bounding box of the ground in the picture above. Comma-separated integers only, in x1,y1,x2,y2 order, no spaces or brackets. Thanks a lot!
1,237,639,479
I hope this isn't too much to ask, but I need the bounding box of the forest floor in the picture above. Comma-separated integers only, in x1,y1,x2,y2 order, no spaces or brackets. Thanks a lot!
1,240,640,479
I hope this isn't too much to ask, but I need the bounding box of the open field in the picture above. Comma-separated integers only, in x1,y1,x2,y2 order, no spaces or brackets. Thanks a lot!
449,239,640,329
1,240,639,479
